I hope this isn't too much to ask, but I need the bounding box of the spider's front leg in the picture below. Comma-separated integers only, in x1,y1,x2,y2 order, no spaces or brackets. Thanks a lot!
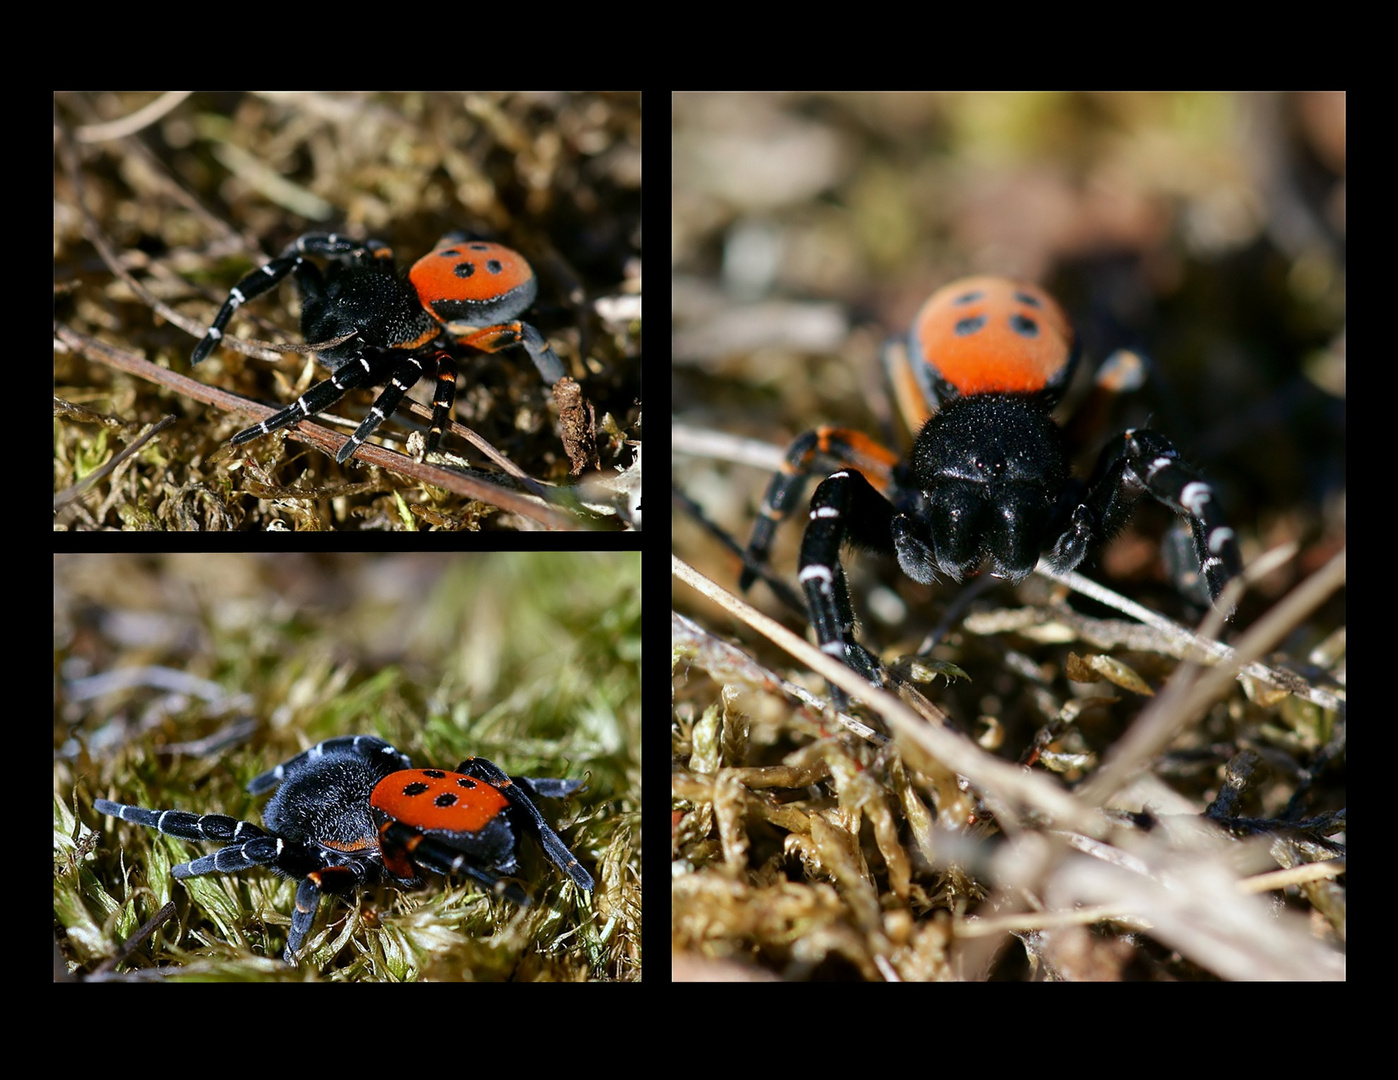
742,427,901,592
1049,428,1242,612
93,799,284,877
798,468,902,691
190,233,363,365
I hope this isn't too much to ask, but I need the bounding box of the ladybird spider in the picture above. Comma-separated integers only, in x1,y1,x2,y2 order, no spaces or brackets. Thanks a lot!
190,232,569,463
742,276,1243,694
95,735,593,963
